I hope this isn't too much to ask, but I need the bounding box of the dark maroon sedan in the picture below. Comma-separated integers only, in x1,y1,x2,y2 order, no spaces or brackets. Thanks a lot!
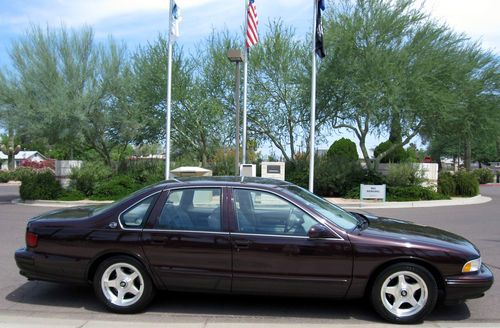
15,177,493,323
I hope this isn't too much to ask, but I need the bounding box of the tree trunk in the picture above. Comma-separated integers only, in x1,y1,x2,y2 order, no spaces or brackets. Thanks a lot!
7,128,15,171
464,137,472,171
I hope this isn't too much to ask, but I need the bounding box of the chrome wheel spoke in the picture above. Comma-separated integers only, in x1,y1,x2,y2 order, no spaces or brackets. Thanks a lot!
385,286,398,297
381,270,429,318
101,262,145,307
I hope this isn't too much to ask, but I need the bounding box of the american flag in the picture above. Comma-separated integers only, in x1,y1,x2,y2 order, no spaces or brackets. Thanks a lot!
246,0,258,48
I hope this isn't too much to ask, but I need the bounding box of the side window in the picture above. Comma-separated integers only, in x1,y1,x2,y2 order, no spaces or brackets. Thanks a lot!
233,189,317,236
156,188,222,232
120,193,159,228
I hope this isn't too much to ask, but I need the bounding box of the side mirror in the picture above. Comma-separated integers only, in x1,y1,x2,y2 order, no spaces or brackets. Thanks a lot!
308,224,335,239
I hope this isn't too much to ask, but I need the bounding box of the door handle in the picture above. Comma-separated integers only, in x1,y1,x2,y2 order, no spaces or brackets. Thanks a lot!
233,240,252,250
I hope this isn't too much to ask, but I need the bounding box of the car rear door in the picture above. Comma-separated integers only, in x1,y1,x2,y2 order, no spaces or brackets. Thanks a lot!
141,186,232,292
229,188,353,297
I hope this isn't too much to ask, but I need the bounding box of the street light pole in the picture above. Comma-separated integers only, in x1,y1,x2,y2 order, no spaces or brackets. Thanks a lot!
228,49,244,176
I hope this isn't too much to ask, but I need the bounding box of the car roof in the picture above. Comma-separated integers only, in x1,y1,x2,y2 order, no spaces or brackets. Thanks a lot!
156,176,293,190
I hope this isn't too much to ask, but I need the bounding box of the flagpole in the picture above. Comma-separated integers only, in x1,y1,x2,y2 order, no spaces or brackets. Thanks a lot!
165,0,174,180
308,0,318,192
242,0,249,165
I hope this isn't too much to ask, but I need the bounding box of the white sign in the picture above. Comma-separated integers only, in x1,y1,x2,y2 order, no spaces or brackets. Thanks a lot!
360,184,386,202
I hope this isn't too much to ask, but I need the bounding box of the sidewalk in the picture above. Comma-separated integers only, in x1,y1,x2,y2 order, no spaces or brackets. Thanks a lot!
326,195,491,209
0,312,499,328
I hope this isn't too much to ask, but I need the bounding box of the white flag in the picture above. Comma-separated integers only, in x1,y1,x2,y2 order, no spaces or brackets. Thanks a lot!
170,2,182,40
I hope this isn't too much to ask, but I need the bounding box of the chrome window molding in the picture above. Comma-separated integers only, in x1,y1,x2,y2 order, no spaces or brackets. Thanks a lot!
118,191,162,231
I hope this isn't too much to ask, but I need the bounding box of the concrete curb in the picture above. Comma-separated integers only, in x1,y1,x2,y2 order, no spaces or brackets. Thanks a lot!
12,194,491,209
12,198,113,207
326,195,492,209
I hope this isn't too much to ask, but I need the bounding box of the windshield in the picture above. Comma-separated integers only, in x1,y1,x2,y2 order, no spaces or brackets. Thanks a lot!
286,185,358,230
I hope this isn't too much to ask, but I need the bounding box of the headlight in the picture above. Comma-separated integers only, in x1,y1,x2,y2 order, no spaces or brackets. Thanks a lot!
462,258,481,273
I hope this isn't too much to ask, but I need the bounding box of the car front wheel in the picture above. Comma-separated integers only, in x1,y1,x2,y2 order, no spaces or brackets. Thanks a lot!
371,263,437,324
93,256,155,313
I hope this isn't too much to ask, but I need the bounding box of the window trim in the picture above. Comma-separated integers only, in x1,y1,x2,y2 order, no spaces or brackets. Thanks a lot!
153,186,224,232
231,187,343,240
118,191,161,231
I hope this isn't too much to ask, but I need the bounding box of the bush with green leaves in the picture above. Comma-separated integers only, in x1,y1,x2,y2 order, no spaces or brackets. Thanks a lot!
11,167,36,181
70,162,112,196
386,163,423,187
454,171,480,197
438,172,456,196
327,138,358,162
92,175,139,200
117,159,164,186
314,156,364,197
285,155,309,190
473,168,494,184
0,171,11,183
387,186,449,201
374,140,409,163
19,169,62,200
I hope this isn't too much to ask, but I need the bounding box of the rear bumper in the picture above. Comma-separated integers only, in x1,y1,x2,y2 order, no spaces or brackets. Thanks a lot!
15,247,88,285
444,264,494,304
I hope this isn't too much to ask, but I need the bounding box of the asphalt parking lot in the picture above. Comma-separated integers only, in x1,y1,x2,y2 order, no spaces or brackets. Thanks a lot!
0,183,498,327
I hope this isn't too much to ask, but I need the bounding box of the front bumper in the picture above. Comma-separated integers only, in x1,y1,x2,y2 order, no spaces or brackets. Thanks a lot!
444,264,494,304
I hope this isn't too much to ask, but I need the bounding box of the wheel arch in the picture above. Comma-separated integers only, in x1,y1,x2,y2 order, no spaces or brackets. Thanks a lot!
364,258,446,298
86,251,161,288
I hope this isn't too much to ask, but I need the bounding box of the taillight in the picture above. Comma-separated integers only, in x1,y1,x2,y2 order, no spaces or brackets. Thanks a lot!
26,232,38,248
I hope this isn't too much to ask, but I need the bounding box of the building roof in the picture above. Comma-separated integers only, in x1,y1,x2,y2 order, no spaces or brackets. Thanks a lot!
0,151,47,160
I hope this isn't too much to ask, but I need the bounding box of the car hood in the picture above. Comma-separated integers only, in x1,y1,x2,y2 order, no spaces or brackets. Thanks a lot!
30,205,102,221
355,214,479,255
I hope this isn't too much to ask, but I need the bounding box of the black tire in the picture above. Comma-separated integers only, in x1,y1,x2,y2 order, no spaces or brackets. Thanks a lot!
370,263,437,324
93,256,155,314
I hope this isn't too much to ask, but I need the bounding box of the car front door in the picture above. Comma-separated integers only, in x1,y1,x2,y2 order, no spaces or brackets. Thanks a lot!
230,188,353,297
141,187,232,292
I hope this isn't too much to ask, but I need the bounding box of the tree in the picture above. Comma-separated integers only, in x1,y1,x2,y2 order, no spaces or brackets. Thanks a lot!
424,45,499,169
248,20,310,162
318,0,466,171
1,25,140,165
131,31,239,167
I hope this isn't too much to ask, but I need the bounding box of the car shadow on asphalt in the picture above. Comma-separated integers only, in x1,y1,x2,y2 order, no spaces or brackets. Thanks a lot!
6,282,471,322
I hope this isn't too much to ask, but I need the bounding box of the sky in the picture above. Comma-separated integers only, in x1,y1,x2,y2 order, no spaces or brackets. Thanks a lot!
0,0,499,157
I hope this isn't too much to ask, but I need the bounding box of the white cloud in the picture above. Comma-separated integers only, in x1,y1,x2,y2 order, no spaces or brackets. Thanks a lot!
422,0,500,51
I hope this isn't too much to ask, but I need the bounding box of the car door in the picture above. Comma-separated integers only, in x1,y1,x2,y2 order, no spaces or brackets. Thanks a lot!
230,188,353,297
141,186,232,292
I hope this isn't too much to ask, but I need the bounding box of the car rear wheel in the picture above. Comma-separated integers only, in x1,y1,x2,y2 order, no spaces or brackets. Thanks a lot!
93,256,155,313
371,263,437,324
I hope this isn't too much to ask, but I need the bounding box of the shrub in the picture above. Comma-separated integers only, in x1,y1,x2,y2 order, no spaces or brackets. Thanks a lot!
11,167,36,181
0,171,12,183
285,155,309,190
93,175,138,200
387,186,449,201
438,172,456,196
314,156,364,197
118,159,164,186
58,189,86,201
327,138,358,162
374,140,408,163
386,163,423,187
71,162,112,196
20,159,55,170
473,168,494,184
454,171,479,197
19,169,62,200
